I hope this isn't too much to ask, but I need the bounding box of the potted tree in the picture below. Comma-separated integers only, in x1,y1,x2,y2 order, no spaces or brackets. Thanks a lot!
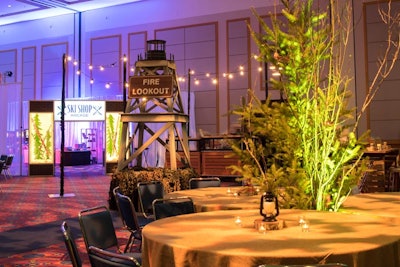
230,0,400,211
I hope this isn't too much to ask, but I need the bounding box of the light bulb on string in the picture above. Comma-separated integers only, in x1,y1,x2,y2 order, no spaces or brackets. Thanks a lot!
239,66,245,76
272,72,281,77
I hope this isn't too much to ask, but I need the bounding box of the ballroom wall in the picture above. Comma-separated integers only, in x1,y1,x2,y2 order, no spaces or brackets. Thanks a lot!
0,0,399,176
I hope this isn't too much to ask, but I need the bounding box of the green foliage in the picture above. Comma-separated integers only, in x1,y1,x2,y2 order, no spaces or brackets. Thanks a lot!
108,167,199,209
229,92,311,209
106,114,118,157
232,0,369,211
30,113,53,160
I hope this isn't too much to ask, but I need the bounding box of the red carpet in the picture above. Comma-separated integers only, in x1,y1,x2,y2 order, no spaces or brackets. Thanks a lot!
0,164,131,267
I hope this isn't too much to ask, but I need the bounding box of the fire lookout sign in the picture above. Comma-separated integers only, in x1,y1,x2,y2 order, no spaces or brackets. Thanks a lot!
129,75,173,98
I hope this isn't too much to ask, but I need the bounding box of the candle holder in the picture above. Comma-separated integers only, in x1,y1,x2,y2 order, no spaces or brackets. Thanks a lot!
260,192,279,222
254,191,284,231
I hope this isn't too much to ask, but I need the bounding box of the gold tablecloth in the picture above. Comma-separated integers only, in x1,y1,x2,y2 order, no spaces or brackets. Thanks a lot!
342,192,400,221
142,209,400,267
165,187,260,212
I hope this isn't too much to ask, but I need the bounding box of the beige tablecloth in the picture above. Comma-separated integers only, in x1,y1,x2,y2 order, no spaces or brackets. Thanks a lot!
142,209,400,267
165,187,260,212
342,192,400,221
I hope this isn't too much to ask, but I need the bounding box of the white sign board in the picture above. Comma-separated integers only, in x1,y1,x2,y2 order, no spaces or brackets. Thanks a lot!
54,100,105,121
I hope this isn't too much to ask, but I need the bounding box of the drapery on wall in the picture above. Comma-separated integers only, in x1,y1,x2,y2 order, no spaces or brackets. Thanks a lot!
0,83,23,176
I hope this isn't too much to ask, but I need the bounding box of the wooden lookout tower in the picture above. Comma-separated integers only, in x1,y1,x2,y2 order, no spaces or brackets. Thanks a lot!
117,40,190,171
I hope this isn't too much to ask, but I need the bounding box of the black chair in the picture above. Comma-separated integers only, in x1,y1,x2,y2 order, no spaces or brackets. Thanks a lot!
0,161,6,184
78,205,142,264
61,221,82,267
0,155,7,180
152,197,195,220
3,154,14,179
113,187,152,252
88,246,141,267
189,177,221,189
137,181,164,219
0,154,7,162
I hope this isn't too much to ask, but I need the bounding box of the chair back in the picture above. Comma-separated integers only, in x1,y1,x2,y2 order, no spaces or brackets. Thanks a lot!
152,197,195,220
0,154,7,162
88,246,141,267
5,154,13,167
61,221,82,267
78,206,120,252
113,187,141,232
137,181,164,216
189,177,221,189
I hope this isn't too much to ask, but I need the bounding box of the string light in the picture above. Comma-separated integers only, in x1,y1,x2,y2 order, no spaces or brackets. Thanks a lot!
66,53,265,89
239,65,245,76
67,55,122,88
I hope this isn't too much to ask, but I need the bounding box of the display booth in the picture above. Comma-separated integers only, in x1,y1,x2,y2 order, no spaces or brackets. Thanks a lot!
28,100,124,175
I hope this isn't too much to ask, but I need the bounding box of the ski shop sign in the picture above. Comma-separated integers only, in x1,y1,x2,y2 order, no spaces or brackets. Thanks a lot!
54,100,105,121
129,75,173,98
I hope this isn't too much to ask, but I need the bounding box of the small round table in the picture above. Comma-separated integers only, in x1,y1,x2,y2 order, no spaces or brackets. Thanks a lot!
165,187,260,212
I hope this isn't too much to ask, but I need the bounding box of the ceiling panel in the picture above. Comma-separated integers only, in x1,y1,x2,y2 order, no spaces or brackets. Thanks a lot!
0,0,141,25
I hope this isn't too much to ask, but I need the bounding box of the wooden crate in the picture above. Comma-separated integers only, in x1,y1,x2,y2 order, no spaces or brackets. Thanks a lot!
200,151,240,177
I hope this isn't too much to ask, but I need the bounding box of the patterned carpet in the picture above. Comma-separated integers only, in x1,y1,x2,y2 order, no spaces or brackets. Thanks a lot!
0,164,130,267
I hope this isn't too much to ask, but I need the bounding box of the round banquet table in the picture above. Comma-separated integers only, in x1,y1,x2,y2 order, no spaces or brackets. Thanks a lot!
342,192,400,220
164,186,260,212
142,209,400,267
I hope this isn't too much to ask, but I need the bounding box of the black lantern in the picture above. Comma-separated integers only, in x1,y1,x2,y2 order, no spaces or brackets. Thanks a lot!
260,191,279,222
